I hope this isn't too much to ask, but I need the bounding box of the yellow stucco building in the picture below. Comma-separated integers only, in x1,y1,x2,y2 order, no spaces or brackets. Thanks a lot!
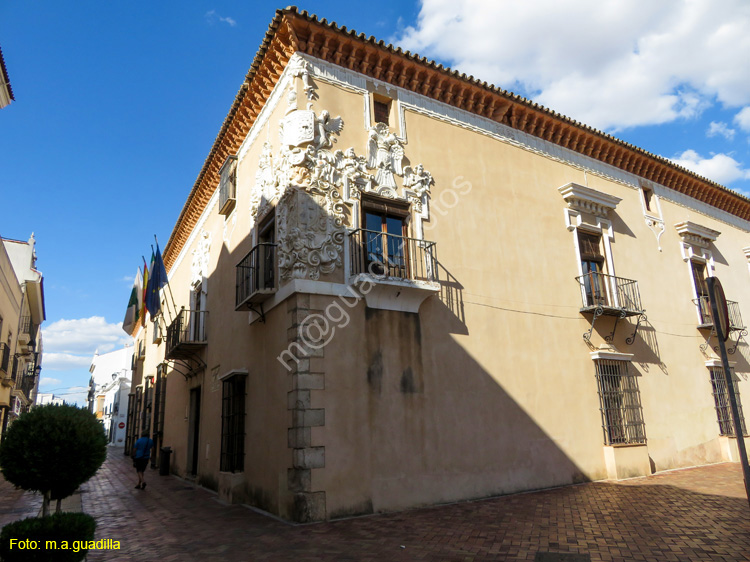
0,235,45,436
128,8,750,522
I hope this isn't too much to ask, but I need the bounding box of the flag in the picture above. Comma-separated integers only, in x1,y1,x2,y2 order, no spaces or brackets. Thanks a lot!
122,269,142,335
140,257,149,326
145,243,168,318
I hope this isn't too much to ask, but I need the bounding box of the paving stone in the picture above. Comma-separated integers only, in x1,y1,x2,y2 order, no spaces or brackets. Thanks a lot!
3,451,750,560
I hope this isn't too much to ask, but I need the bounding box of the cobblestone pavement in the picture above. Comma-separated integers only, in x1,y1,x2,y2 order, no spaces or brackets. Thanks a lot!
4,451,750,561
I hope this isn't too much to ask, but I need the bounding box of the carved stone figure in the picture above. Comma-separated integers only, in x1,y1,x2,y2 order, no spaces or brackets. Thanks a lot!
404,164,434,197
313,110,344,151
366,122,404,189
287,56,315,101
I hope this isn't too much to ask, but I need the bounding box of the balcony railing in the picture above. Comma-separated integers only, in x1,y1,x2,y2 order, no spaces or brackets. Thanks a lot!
349,229,438,283
0,343,9,375
575,272,643,316
694,296,744,331
15,363,36,401
165,309,208,360
235,243,277,310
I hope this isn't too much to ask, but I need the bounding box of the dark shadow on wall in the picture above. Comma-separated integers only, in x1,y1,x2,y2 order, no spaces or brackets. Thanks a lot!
608,212,637,239
350,296,605,520
435,260,466,332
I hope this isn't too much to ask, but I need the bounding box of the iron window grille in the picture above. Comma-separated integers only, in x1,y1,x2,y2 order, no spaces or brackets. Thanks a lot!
709,367,748,436
373,99,390,124
594,359,647,445
220,375,246,473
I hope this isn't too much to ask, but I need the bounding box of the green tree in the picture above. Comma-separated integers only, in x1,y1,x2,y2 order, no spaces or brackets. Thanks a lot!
0,404,107,516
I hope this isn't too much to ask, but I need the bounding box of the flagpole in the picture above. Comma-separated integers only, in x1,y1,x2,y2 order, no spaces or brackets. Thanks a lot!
154,235,179,321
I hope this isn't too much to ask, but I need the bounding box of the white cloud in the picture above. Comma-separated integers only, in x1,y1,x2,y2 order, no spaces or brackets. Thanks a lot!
38,377,61,388
735,107,750,132
707,121,735,140
670,149,750,185
41,317,131,371
394,0,750,131
42,353,94,371
205,10,236,27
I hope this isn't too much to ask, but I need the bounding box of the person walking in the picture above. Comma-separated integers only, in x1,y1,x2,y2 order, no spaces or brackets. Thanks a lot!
132,431,155,490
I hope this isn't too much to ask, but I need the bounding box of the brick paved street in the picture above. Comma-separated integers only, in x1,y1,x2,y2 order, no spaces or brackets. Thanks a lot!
3,451,750,561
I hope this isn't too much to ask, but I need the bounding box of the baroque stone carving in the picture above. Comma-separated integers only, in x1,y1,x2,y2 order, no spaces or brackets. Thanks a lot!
250,141,276,220
247,64,433,281
287,55,315,101
366,122,405,189
191,230,212,286
404,164,434,197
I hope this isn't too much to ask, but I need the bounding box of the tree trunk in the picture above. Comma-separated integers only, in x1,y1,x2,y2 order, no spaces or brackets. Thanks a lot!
55,498,62,514
42,490,50,517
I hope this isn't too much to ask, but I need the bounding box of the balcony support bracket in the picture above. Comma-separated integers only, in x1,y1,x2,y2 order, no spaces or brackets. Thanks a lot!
247,302,267,324
625,312,647,345
164,357,206,380
605,309,629,343
583,305,604,343
717,328,748,355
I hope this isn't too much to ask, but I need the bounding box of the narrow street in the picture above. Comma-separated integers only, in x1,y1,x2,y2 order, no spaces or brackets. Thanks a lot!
4,450,748,561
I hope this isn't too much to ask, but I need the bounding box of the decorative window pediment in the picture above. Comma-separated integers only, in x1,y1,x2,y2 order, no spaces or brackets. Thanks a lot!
558,183,622,218
674,221,720,249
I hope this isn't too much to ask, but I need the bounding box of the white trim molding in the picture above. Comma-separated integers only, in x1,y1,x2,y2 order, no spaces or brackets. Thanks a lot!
218,368,249,381
704,358,736,368
590,349,635,362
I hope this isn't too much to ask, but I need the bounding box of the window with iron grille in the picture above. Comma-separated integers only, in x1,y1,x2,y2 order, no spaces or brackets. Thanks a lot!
152,366,167,438
221,375,246,473
594,359,647,445
373,99,390,125
709,367,747,436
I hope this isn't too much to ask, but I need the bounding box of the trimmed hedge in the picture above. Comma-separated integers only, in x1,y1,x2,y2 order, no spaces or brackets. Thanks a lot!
0,404,106,502
0,513,96,562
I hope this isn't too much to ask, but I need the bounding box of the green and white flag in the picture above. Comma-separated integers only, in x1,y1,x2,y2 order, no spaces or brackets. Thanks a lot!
122,268,142,335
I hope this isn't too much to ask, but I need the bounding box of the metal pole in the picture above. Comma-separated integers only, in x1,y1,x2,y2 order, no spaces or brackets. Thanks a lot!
708,278,750,509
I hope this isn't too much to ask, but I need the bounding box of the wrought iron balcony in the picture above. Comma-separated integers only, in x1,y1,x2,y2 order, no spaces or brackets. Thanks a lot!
235,243,277,311
17,316,36,353
575,272,645,344
576,272,643,316
165,309,208,360
694,296,744,331
349,229,439,283
15,363,36,401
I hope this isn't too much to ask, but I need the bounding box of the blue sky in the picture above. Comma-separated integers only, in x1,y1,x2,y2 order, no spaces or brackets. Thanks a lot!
1,0,749,404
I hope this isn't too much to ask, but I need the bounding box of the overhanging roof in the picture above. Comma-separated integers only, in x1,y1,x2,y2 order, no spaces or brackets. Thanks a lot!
0,45,14,107
162,6,750,272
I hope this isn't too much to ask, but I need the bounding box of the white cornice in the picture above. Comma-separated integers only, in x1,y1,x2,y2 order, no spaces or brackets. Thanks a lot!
558,183,622,217
674,221,720,248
